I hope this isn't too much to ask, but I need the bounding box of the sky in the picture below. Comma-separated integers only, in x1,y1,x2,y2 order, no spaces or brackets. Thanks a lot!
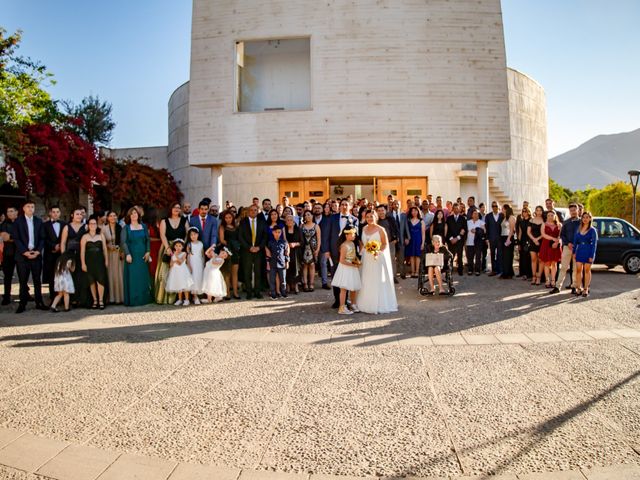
3,0,639,158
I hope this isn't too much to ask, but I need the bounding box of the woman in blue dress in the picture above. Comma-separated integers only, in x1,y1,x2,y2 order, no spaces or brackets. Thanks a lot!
573,211,598,297
404,206,425,278
122,207,153,306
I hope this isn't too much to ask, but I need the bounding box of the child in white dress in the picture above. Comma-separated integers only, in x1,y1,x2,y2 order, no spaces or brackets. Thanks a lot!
202,247,228,303
186,227,205,304
50,256,76,313
165,239,195,306
331,227,361,315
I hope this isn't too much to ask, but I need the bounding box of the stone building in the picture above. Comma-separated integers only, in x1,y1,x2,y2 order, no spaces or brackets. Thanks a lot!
109,0,547,210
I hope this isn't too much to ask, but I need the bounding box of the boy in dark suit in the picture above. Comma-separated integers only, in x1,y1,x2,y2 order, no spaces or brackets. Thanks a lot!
14,200,48,313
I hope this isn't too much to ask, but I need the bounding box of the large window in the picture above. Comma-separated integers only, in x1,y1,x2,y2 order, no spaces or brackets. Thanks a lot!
235,38,311,113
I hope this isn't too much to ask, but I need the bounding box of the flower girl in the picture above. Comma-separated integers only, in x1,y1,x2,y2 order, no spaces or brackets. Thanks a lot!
202,246,229,303
165,239,194,306
186,227,205,304
331,226,361,315
50,255,76,312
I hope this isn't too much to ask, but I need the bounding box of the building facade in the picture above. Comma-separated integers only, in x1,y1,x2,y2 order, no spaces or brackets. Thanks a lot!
111,0,547,210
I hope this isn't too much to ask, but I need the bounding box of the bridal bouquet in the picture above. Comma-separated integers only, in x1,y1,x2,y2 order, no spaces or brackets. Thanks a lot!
364,240,382,260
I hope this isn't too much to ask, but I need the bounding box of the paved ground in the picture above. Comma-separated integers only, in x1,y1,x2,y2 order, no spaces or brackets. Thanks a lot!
0,266,638,479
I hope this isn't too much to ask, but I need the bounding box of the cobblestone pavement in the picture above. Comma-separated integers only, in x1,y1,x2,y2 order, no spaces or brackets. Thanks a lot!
0,266,638,479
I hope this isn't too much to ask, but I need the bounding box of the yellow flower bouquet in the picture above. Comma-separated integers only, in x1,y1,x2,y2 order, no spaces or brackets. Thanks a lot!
364,240,382,259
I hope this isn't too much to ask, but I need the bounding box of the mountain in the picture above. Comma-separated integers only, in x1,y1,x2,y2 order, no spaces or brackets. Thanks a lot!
549,128,640,190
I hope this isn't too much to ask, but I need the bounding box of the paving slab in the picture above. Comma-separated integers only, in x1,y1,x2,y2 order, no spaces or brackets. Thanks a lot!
238,470,309,479
518,468,587,479
168,462,240,480
609,328,640,338
462,334,499,345
582,463,640,479
525,332,563,343
37,444,120,480
0,433,68,473
0,429,23,450
495,333,533,344
431,334,467,346
554,331,594,342
96,453,177,480
583,330,621,340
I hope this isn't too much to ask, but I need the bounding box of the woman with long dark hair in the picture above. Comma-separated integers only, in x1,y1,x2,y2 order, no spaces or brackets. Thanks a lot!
103,210,123,304
155,202,187,304
516,207,533,281
218,210,241,299
538,210,562,288
499,204,516,279
527,205,545,286
80,216,109,309
404,206,424,277
60,207,89,307
122,206,152,306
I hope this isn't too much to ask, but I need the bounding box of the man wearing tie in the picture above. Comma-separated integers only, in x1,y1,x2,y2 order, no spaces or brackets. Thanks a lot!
14,200,48,313
42,205,66,304
324,199,358,308
446,203,467,276
189,200,218,250
239,204,267,299
390,200,410,279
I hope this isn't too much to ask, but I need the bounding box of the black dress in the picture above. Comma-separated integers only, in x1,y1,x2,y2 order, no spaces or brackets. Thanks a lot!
85,239,108,285
285,225,303,287
431,221,446,241
64,223,90,307
528,222,542,253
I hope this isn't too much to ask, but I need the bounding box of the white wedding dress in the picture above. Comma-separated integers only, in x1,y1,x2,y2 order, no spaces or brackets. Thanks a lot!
358,228,398,314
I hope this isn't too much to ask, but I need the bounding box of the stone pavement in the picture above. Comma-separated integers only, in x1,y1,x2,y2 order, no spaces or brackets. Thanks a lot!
0,266,638,479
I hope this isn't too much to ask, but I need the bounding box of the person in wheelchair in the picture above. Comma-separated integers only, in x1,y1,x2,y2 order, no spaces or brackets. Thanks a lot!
424,234,453,295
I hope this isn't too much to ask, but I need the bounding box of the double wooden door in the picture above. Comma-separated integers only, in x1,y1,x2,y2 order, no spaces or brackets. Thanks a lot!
279,179,328,204
376,177,428,206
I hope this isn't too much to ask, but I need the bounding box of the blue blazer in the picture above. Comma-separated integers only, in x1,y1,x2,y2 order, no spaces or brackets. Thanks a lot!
14,215,45,257
484,212,504,242
189,214,218,250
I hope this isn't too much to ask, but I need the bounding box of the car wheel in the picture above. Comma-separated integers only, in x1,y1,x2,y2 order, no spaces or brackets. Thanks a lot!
623,254,640,274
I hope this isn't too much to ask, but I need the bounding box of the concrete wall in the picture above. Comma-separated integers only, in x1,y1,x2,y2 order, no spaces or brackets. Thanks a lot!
104,146,168,170
190,0,511,167
492,68,548,208
167,82,215,204
221,162,461,208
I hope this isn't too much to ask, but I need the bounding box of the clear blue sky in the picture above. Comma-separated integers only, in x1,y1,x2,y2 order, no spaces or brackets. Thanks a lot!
4,0,639,158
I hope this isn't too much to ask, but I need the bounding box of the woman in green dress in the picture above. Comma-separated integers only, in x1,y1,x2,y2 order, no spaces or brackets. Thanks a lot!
122,206,152,306
80,216,109,309
154,202,188,304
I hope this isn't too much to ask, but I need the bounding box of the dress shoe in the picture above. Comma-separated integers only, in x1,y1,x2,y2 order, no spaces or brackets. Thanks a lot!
400,274,406,279
36,303,50,311
1,298,10,306
331,302,339,309
393,278,399,284
549,287,560,294
322,284,331,290
16,304,26,314
488,272,497,277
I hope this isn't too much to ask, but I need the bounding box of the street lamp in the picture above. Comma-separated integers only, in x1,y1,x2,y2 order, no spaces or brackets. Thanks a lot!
629,170,640,227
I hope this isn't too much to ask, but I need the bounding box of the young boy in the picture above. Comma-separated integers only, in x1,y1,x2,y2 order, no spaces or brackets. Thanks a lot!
266,225,290,299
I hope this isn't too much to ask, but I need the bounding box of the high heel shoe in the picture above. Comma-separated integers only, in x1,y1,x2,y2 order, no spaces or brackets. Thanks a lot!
582,289,589,298
99,302,105,310
91,301,98,309
530,276,537,286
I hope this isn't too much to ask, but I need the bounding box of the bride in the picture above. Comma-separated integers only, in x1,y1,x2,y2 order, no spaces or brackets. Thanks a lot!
358,210,398,314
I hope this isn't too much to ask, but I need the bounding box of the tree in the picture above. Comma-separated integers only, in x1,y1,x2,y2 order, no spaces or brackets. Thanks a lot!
548,178,572,206
6,123,104,210
95,156,182,211
587,182,638,227
62,95,115,146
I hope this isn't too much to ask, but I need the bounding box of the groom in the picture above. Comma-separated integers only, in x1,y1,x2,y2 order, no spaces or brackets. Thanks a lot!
322,199,358,308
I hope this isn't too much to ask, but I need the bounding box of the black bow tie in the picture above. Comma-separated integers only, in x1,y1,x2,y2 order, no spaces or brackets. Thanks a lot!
341,215,349,219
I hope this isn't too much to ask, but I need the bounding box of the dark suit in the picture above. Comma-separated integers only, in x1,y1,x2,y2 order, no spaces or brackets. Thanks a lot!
446,214,467,274
42,219,66,300
238,216,267,297
189,214,218,250
485,212,504,274
389,210,410,277
324,213,358,305
0,220,17,303
14,215,45,307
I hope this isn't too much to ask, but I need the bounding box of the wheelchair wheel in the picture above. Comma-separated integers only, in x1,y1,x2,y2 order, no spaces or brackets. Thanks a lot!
448,286,456,296
419,287,430,296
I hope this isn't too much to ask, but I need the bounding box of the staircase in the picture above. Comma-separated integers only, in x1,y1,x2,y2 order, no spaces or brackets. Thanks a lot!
489,175,517,213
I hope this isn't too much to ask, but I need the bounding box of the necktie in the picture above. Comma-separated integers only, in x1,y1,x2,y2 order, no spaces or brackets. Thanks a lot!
341,215,349,219
201,217,206,230
251,219,256,245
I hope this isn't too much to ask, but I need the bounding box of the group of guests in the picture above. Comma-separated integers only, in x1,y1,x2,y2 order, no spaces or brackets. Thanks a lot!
0,192,599,314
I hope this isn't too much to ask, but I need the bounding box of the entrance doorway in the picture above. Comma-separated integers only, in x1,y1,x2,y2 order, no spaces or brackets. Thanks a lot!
376,177,428,207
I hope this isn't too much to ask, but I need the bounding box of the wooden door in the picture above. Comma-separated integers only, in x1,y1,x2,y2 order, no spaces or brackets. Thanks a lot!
401,178,428,206
279,178,328,204
303,179,328,203
377,178,402,205
279,180,303,203
376,177,428,207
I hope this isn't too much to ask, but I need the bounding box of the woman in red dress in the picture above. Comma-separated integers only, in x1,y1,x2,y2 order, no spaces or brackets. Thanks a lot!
538,210,562,289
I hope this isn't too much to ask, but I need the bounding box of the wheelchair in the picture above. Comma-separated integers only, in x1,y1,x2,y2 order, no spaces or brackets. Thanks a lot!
418,251,456,297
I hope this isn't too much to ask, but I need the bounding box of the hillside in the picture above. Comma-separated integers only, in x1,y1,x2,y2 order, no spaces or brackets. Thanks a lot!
549,128,640,189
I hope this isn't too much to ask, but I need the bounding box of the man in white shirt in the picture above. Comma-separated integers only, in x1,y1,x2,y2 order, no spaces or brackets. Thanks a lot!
465,209,486,276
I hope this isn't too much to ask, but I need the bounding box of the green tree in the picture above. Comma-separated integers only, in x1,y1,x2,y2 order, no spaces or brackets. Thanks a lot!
62,95,115,146
587,181,638,227
548,178,572,206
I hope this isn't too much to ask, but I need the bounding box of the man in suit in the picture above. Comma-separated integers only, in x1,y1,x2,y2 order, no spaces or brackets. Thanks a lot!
258,198,272,224
313,203,331,289
376,204,399,284
182,202,192,222
0,206,19,304
446,203,467,275
14,200,48,313
389,200,410,279
238,204,267,299
485,201,504,276
189,200,218,250
42,205,66,303
323,199,358,308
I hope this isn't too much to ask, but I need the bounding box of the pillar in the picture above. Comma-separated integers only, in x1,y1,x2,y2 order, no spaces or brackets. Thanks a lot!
477,160,489,207
211,166,223,207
